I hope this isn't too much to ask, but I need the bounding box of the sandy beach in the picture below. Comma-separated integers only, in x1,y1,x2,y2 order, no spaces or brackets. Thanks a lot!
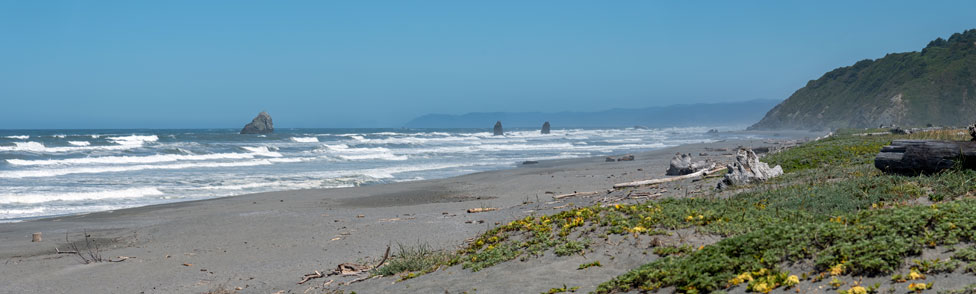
0,133,814,293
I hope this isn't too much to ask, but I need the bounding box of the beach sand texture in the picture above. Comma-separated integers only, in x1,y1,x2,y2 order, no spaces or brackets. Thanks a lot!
1,136,810,293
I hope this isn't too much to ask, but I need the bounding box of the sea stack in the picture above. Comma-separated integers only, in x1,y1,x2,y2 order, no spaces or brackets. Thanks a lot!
493,121,503,136
541,121,551,134
240,111,274,134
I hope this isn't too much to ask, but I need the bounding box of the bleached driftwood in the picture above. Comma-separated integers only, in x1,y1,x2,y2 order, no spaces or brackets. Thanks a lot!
613,166,725,189
466,207,498,213
552,191,602,200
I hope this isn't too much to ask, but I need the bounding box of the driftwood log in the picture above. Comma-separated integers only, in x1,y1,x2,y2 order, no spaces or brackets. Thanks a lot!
875,140,976,175
613,166,725,189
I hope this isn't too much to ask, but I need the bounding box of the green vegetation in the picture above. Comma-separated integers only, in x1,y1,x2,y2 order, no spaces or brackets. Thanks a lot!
372,242,454,278
762,134,891,172
751,29,976,130
578,260,602,270
542,285,579,294
381,130,976,293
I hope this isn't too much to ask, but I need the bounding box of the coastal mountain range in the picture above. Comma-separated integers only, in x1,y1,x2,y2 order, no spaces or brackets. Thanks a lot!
751,29,976,130
403,99,780,128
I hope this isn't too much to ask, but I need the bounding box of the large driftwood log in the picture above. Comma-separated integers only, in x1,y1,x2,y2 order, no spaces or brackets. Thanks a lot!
613,166,725,189
875,140,976,175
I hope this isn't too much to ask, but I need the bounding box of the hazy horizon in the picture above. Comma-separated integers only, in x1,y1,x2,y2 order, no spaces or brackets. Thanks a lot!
3,1,975,128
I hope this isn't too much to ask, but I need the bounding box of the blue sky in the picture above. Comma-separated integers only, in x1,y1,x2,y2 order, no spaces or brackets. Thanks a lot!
1,1,974,129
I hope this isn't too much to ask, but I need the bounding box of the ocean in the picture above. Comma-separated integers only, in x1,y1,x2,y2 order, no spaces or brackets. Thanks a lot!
0,127,761,222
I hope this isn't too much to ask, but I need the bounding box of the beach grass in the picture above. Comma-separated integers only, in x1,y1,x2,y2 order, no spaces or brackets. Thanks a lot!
372,242,454,279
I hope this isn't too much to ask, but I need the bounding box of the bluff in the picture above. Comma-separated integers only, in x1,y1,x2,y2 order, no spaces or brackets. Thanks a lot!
751,29,976,130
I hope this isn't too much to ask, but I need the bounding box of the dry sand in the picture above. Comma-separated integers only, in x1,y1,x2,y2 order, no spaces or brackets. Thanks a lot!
0,132,817,293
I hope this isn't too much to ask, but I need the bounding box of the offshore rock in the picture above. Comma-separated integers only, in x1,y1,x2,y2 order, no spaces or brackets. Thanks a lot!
717,148,783,189
666,153,710,175
493,121,504,136
541,121,551,134
240,112,274,134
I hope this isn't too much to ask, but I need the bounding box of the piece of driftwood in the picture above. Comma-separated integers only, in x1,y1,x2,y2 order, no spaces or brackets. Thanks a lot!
875,140,976,175
553,191,601,200
613,166,725,189
298,271,324,285
466,207,498,213
298,245,391,285
55,248,78,254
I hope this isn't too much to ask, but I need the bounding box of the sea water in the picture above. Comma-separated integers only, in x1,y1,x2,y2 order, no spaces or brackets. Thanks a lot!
0,127,760,222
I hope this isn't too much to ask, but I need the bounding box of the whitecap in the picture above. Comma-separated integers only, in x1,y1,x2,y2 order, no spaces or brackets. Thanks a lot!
0,160,276,179
240,146,283,157
68,141,91,146
290,137,319,143
314,144,407,161
6,151,262,166
4,135,29,140
0,187,164,204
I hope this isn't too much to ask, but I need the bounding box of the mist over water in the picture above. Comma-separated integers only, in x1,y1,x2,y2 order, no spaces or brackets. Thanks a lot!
0,127,761,221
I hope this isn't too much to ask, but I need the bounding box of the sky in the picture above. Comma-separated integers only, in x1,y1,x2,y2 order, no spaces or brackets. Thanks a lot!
1,1,975,129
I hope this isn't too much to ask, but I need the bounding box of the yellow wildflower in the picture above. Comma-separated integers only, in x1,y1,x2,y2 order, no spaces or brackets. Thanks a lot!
752,282,771,293
908,282,931,292
685,215,695,222
908,269,925,280
783,275,800,287
728,272,753,285
847,286,867,294
830,263,845,276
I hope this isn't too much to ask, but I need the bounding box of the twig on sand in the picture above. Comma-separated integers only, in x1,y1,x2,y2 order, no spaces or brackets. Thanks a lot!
55,248,78,254
298,271,324,285
613,166,725,189
466,207,498,213
298,244,391,285
342,275,378,286
552,190,602,200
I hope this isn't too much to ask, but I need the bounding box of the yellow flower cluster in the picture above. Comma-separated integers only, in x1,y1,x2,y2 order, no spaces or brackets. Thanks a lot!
728,272,753,286
783,275,799,287
829,216,845,224
829,263,845,276
844,286,867,294
751,282,771,293
908,269,926,280
907,282,932,292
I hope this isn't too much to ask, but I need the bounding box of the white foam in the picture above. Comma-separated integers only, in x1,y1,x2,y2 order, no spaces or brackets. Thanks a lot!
0,160,276,178
314,144,408,161
67,141,91,146
291,137,319,143
358,162,489,179
107,135,158,146
5,135,29,140
0,187,164,204
53,134,66,138
240,146,283,157
0,135,155,153
6,151,265,166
